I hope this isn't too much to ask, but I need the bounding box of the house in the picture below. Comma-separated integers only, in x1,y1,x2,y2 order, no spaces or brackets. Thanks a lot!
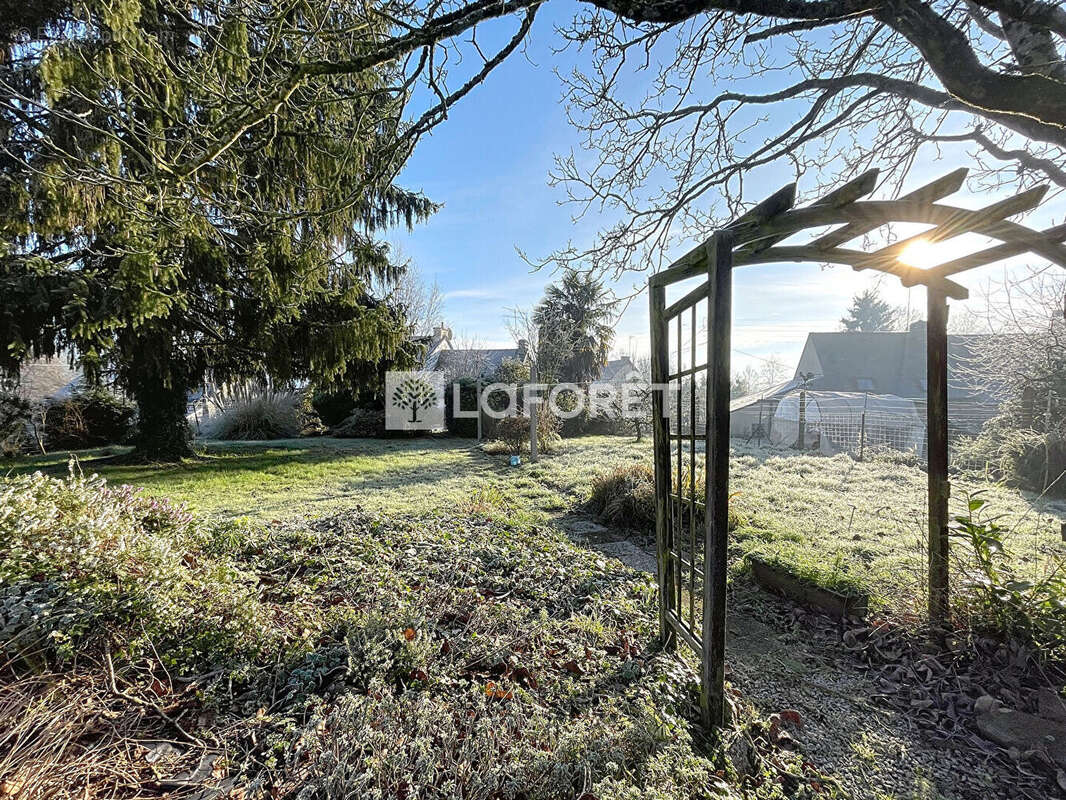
596,356,639,384
790,321,1002,437
425,325,532,380
8,358,82,404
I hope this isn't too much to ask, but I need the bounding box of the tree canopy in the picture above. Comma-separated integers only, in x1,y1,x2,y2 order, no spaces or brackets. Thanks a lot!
0,0,438,458
533,270,619,382
841,288,900,332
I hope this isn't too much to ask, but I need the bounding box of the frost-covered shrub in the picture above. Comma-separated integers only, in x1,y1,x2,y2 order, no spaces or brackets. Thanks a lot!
0,468,273,670
0,391,33,457
202,390,324,440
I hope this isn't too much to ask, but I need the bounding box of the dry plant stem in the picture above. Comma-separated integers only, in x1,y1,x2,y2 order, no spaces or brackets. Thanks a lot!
104,644,205,748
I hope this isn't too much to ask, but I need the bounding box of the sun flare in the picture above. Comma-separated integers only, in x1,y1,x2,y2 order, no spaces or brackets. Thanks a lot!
899,238,939,268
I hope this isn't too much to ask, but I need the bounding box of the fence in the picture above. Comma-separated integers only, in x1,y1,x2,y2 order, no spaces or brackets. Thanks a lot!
731,391,999,459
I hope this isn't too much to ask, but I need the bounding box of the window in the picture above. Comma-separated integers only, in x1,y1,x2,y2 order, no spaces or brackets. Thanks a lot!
856,377,875,391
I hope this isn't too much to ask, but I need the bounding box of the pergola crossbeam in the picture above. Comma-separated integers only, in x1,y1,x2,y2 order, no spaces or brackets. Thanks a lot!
743,169,880,255
808,168,969,250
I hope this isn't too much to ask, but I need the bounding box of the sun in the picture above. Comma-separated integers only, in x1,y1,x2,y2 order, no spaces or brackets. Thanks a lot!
899,238,940,268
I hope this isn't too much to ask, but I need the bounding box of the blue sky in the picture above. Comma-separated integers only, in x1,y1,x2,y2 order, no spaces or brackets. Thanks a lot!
390,2,1064,376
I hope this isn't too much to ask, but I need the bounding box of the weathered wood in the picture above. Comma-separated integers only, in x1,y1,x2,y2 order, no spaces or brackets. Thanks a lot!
927,287,951,634
924,222,1066,282
742,168,879,254
809,167,968,250
649,183,796,288
529,363,538,463
702,230,733,728
855,185,1050,273
649,283,676,651
749,556,869,619
731,245,970,299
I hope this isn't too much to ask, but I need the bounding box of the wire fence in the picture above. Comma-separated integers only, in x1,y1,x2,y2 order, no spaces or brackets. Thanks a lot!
730,391,999,459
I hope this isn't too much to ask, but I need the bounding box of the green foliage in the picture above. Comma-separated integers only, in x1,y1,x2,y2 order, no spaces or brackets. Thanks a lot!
0,468,275,671
445,377,480,437
494,357,531,385
312,391,359,427
0,0,431,459
950,492,1066,660
953,416,1066,496
204,390,324,441
330,408,386,438
44,387,136,450
840,288,898,332
534,271,619,382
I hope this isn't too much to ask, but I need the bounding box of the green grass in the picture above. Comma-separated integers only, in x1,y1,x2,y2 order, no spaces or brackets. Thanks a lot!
8,434,1065,614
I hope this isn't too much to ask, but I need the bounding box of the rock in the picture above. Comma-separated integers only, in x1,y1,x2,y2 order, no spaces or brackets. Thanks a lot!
1037,688,1066,725
976,707,1066,769
592,540,657,573
974,695,1001,714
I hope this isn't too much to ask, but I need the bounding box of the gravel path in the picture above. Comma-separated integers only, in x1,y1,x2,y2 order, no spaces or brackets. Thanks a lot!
557,514,1059,800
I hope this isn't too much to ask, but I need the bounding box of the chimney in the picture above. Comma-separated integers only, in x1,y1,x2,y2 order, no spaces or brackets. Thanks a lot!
433,325,452,345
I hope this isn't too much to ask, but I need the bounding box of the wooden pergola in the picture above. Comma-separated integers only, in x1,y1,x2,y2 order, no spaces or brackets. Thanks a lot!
648,167,1066,727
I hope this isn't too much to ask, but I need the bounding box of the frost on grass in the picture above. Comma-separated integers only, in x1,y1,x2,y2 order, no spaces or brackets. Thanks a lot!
0,468,808,799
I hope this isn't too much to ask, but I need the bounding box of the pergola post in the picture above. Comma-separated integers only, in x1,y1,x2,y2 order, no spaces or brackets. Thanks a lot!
926,287,951,633
649,282,676,651
702,230,733,727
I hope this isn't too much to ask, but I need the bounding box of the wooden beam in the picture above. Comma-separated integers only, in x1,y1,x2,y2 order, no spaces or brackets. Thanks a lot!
920,222,1066,283
855,185,1050,273
927,287,951,635
742,169,879,254
664,279,710,318
731,245,970,300
649,282,676,652
650,183,796,288
702,229,733,729
809,168,969,250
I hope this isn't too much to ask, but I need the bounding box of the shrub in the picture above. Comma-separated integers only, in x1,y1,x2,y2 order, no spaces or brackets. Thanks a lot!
589,463,656,529
0,468,274,671
493,411,562,455
444,377,480,437
331,408,386,438
45,387,135,450
588,461,744,532
0,392,33,457
496,415,530,455
202,390,324,440
312,390,359,427
950,492,1066,661
953,416,1066,496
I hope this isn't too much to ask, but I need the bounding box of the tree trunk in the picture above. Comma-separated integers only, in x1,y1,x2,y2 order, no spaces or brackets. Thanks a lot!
125,333,194,462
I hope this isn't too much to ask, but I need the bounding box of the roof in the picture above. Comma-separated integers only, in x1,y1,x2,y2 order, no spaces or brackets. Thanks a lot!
12,358,81,402
434,347,526,378
796,324,1002,404
730,377,803,412
597,356,638,383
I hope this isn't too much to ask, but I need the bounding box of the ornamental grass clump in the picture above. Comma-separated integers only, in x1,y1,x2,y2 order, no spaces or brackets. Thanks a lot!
0,466,274,672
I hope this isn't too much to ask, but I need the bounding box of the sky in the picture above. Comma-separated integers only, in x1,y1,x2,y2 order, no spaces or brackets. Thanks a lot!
389,2,1064,377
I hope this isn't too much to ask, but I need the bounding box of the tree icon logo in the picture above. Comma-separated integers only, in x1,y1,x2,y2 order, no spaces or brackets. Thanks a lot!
393,375,437,423
385,371,445,430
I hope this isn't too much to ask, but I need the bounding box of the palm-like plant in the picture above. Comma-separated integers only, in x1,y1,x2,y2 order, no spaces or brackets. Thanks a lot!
534,271,619,383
